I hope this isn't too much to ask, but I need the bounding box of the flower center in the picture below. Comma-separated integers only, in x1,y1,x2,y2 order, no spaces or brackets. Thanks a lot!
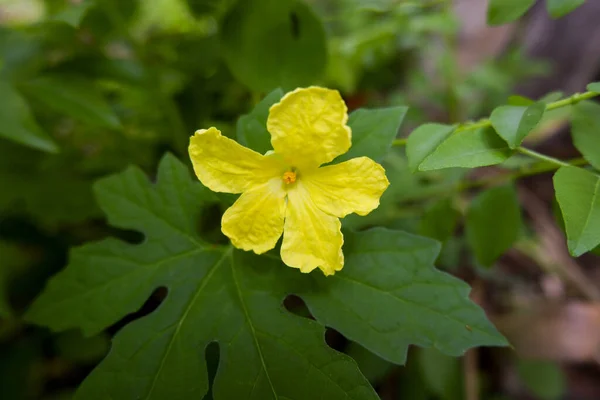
282,170,297,184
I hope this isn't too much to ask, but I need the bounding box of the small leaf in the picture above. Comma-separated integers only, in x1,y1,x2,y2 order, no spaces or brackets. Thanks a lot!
336,106,408,163
466,185,522,267
22,75,121,130
0,81,58,153
419,127,512,171
419,198,460,242
554,166,600,257
571,101,600,169
221,0,327,91
587,82,600,93
490,102,545,148
517,359,566,400
236,88,284,154
546,0,586,18
406,123,455,172
507,95,534,106
487,0,535,25
298,229,508,365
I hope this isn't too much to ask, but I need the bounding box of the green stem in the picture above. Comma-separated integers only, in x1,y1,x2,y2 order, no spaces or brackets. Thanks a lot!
516,147,573,169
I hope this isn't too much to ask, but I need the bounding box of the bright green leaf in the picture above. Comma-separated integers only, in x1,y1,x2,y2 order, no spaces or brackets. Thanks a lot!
419,127,512,171
0,82,58,153
221,0,327,92
406,123,455,172
419,198,460,242
507,95,534,106
490,102,545,148
466,185,522,267
22,75,121,130
26,154,377,400
587,82,600,93
487,0,536,25
517,359,566,400
236,88,284,154
554,166,600,256
298,229,508,364
336,106,408,163
571,101,600,169
546,0,586,18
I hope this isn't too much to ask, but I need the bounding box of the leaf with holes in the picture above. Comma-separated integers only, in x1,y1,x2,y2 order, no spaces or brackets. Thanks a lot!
26,154,507,398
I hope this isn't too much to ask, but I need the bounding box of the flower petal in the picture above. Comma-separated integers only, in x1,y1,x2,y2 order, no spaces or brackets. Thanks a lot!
267,87,351,169
222,178,286,254
303,157,389,218
189,127,282,194
281,183,344,275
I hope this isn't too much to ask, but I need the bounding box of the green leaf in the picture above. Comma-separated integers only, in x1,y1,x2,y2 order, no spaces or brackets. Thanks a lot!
417,348,463,400
345,343,394,385
546,0,586,18
490,102,545,148
22,75,121,130
298,229,508,364
587,82,600,93
553,166,600,256
466,185,522,267
236,88,284,154
0,82,58,153
48,0,95,27
507,95,534,106
418,198,460,242
336,106,408,163
406,123,455,172
26,154,377,400
221,0,327,92
571,101,600,169
517,359,566,400
419,127,512,171
487,0,536,25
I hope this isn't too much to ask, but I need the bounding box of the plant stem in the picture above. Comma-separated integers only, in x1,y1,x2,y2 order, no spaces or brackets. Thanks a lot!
391,90,600,147
516,147,573,169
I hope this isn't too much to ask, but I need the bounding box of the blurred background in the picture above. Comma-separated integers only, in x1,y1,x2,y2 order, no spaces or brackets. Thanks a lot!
1,0,600,399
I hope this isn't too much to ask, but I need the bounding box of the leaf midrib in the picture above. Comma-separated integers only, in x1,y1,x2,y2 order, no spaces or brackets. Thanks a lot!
576,175,600,247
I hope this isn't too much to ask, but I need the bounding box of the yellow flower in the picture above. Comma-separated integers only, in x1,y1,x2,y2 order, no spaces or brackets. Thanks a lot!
188,87,389,275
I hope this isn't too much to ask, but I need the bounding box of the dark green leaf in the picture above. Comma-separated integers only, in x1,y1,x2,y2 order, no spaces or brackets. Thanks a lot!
419,127,512,171
0,82,58,153
517,359,565,400
26,154,376,400
406,123,455,172
587,82,600,93
298,229,508,364
554,166,600,256
345,343,394,385
336,106,408,163
487,0,536,25
546,0,586,18
466,185,522,267
236,88,284,154
490,102,545,148
221,0,327,91
571,101,600,169
22,75,121,130
55,330,110,363
419,198,460,242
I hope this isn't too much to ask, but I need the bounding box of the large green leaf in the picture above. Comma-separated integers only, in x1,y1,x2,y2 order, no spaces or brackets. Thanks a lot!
237,88,284,154
296,229,508,364
554,166,600,257
546,0,586,18
419,127,512,171
0,82,58,153
26,153,506,398
406,123,455,172
221,0,327,92
335,106,408,163
22,75,121,130
466,185,522,267
570,101,600,170
489,102,545,148
487,0,536,25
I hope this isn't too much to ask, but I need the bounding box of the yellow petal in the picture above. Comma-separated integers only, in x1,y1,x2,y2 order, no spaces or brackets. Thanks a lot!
303,157,389,218
267,87,351,169
222,178,286,254
281,182,344,275
189,127,282,194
